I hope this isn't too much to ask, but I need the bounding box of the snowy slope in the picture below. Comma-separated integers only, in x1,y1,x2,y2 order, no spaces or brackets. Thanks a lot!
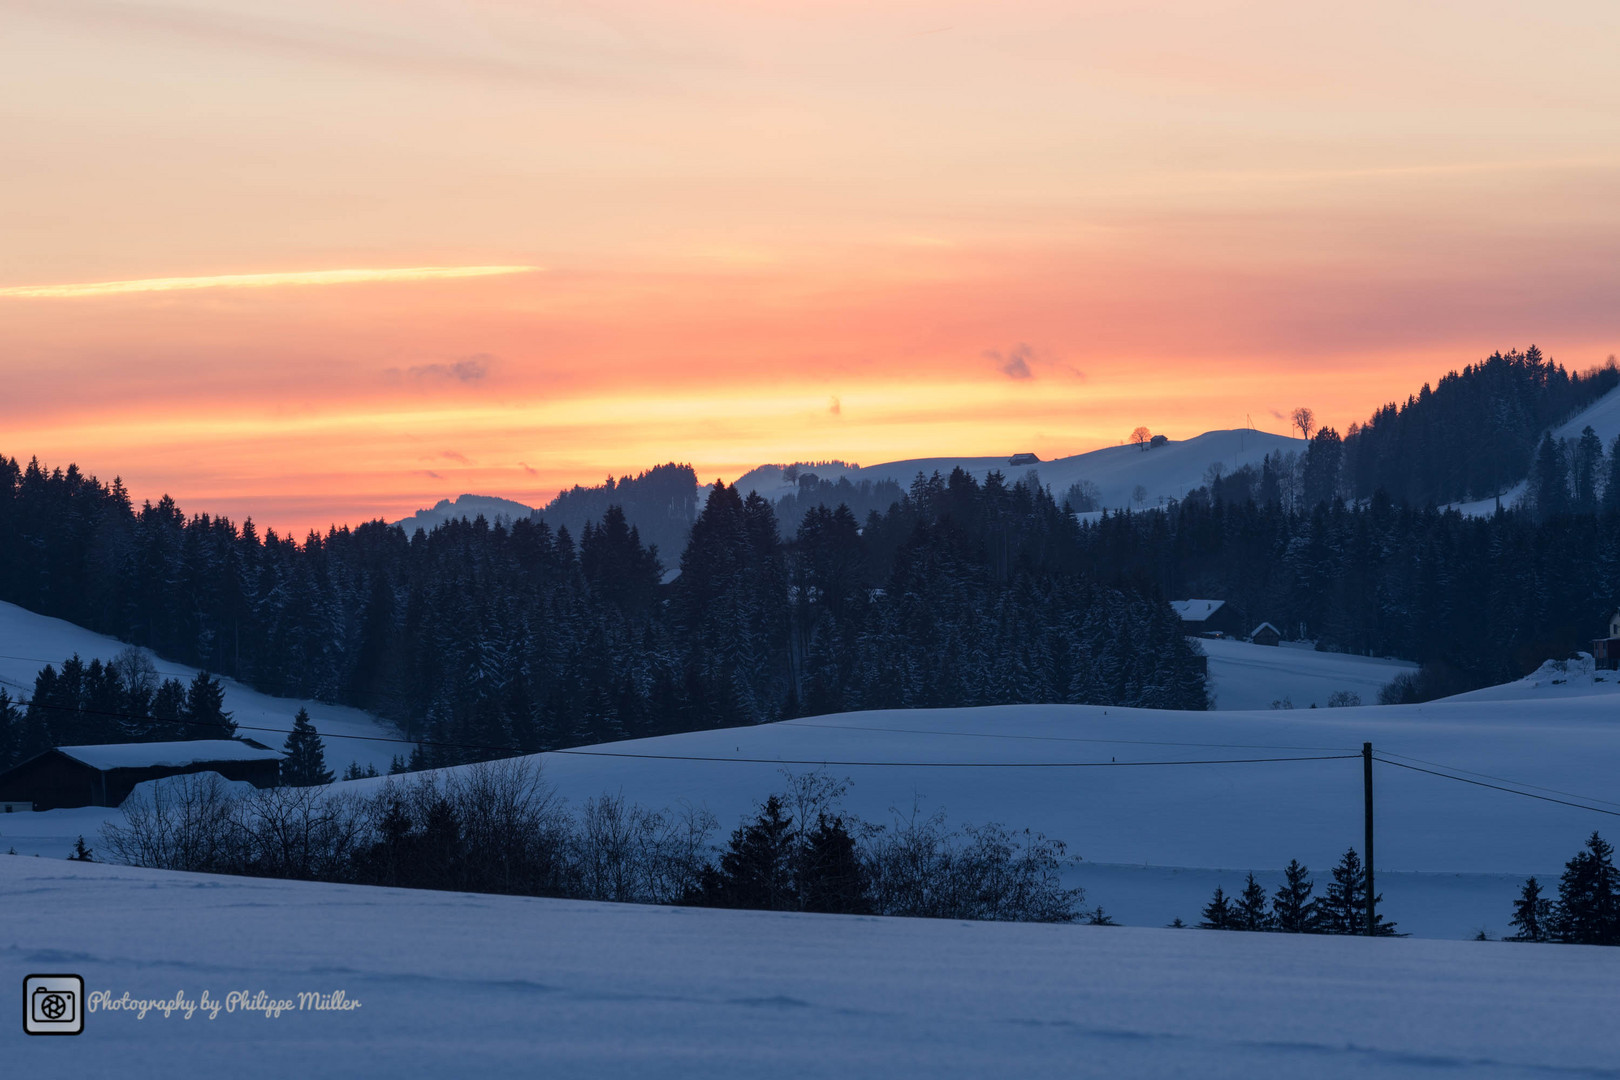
0,601,402,775
736,429,1302,511
1202,639,1416,710
1447,385,1620,515
392,493,537,533
6,857,1617,1080
12,681,1620,938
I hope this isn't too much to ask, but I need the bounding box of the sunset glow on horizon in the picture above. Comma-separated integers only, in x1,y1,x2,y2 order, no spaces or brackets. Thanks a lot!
4,0,1618,536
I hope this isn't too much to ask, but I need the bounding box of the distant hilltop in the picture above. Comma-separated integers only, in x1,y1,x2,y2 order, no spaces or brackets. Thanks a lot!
393,428,1304,544
393,494,537,534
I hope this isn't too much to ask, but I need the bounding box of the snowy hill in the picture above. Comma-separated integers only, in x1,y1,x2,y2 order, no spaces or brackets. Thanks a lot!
392,493,537,533
1202,639,1416,710
9,671,1619,938
1448,384,1620,515
736,429,1302,511
7,857,1613,1079
0,601,402,774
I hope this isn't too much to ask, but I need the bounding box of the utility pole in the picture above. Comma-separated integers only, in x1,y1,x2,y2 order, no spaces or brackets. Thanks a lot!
1363,742,1375,936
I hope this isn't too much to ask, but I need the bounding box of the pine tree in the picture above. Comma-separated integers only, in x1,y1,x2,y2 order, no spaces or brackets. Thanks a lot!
1553,832,1620,945
1234,872,1273,932
797,813,869,914
1199,885,1234,929
1272,859,1320,933
182,671,235,739
280,708,333,786
705,795,797,911
68,836,94,862
1508,876,1552,942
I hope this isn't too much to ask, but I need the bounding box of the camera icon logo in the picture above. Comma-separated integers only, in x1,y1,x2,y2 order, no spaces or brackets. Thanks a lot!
24,974,83,1036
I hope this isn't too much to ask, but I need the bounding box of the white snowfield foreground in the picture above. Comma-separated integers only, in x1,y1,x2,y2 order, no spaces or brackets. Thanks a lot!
3,858,1614,1079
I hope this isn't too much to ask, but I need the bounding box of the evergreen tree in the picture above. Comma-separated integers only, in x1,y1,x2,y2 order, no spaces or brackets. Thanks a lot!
797,813,869,914
1571,426,1604,516
1553,832,1620,945
1234,872,1273,932
704,796,798,910
1272,859,1320,933
149,678,188,741
280,708,334,786
1199,885,1234,929
182,671,235,739
1507,876,1552,942
68,836,94,861
0,689,18,769
1532,433,1571,521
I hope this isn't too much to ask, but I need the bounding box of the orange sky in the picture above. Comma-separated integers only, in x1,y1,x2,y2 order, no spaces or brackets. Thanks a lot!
3,0,1618,536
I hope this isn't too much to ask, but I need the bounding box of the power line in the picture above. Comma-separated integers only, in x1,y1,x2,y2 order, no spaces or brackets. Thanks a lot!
4,693,1368,768
1375,749,1620,811
1373,756,1620,819
549,749,1361,768
781,718,1359,754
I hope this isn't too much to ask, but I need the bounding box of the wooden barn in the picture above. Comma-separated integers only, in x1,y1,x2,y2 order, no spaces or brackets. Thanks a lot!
1249,622,1283,647
1170,599,1241,637
0,740,283,811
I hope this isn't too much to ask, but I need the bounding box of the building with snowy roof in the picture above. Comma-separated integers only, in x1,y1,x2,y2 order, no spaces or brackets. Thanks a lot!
1249,622,1282,647
0,740,282,811
1169,599,1239,637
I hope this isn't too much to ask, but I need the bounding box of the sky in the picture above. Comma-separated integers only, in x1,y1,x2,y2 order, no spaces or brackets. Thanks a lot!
2,0,1618,535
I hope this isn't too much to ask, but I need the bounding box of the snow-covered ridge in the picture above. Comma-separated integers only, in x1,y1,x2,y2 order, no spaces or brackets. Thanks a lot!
733,428,1302,511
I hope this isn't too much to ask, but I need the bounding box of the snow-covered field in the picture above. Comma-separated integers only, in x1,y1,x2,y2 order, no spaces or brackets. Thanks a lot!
4,857,1616,1079
9,667,1619,939
1202,639,1417,710
0,601,402,775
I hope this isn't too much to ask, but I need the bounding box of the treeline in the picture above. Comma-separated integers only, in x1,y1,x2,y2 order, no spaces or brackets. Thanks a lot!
534,462,699,559
770,471,905,535
98,762,1083,923
1339,347,1617,506
1505,833,1620,945
0,455,1205,766
0,651,235,769
1196,849,1397,935
1079,488,1620,694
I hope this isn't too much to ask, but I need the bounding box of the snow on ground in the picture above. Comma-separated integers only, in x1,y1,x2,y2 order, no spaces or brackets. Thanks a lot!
1201,638,1417,710
0,601,402,775
734,428,1303,511
5,857,1617,1079
11,682,1619,939
1445,384,1620,516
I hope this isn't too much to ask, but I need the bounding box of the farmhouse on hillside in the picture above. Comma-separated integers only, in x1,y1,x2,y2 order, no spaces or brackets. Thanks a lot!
1007,453,1041,466
1593,609,1620,670
0,739,283,811
1249,622,1283,647
1170,599,1241,637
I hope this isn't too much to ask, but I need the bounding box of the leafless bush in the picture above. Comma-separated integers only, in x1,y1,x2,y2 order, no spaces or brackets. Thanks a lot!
100,772,241,873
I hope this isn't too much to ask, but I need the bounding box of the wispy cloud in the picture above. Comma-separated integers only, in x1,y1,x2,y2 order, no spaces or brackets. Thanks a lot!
398,355,492,383
518,462,539,476
986,344,1036,380
829,395,842,416
0,265,538,299
441,450,471,465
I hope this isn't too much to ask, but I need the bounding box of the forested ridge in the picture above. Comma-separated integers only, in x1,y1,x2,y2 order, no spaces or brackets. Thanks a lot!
0,458,1205,766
